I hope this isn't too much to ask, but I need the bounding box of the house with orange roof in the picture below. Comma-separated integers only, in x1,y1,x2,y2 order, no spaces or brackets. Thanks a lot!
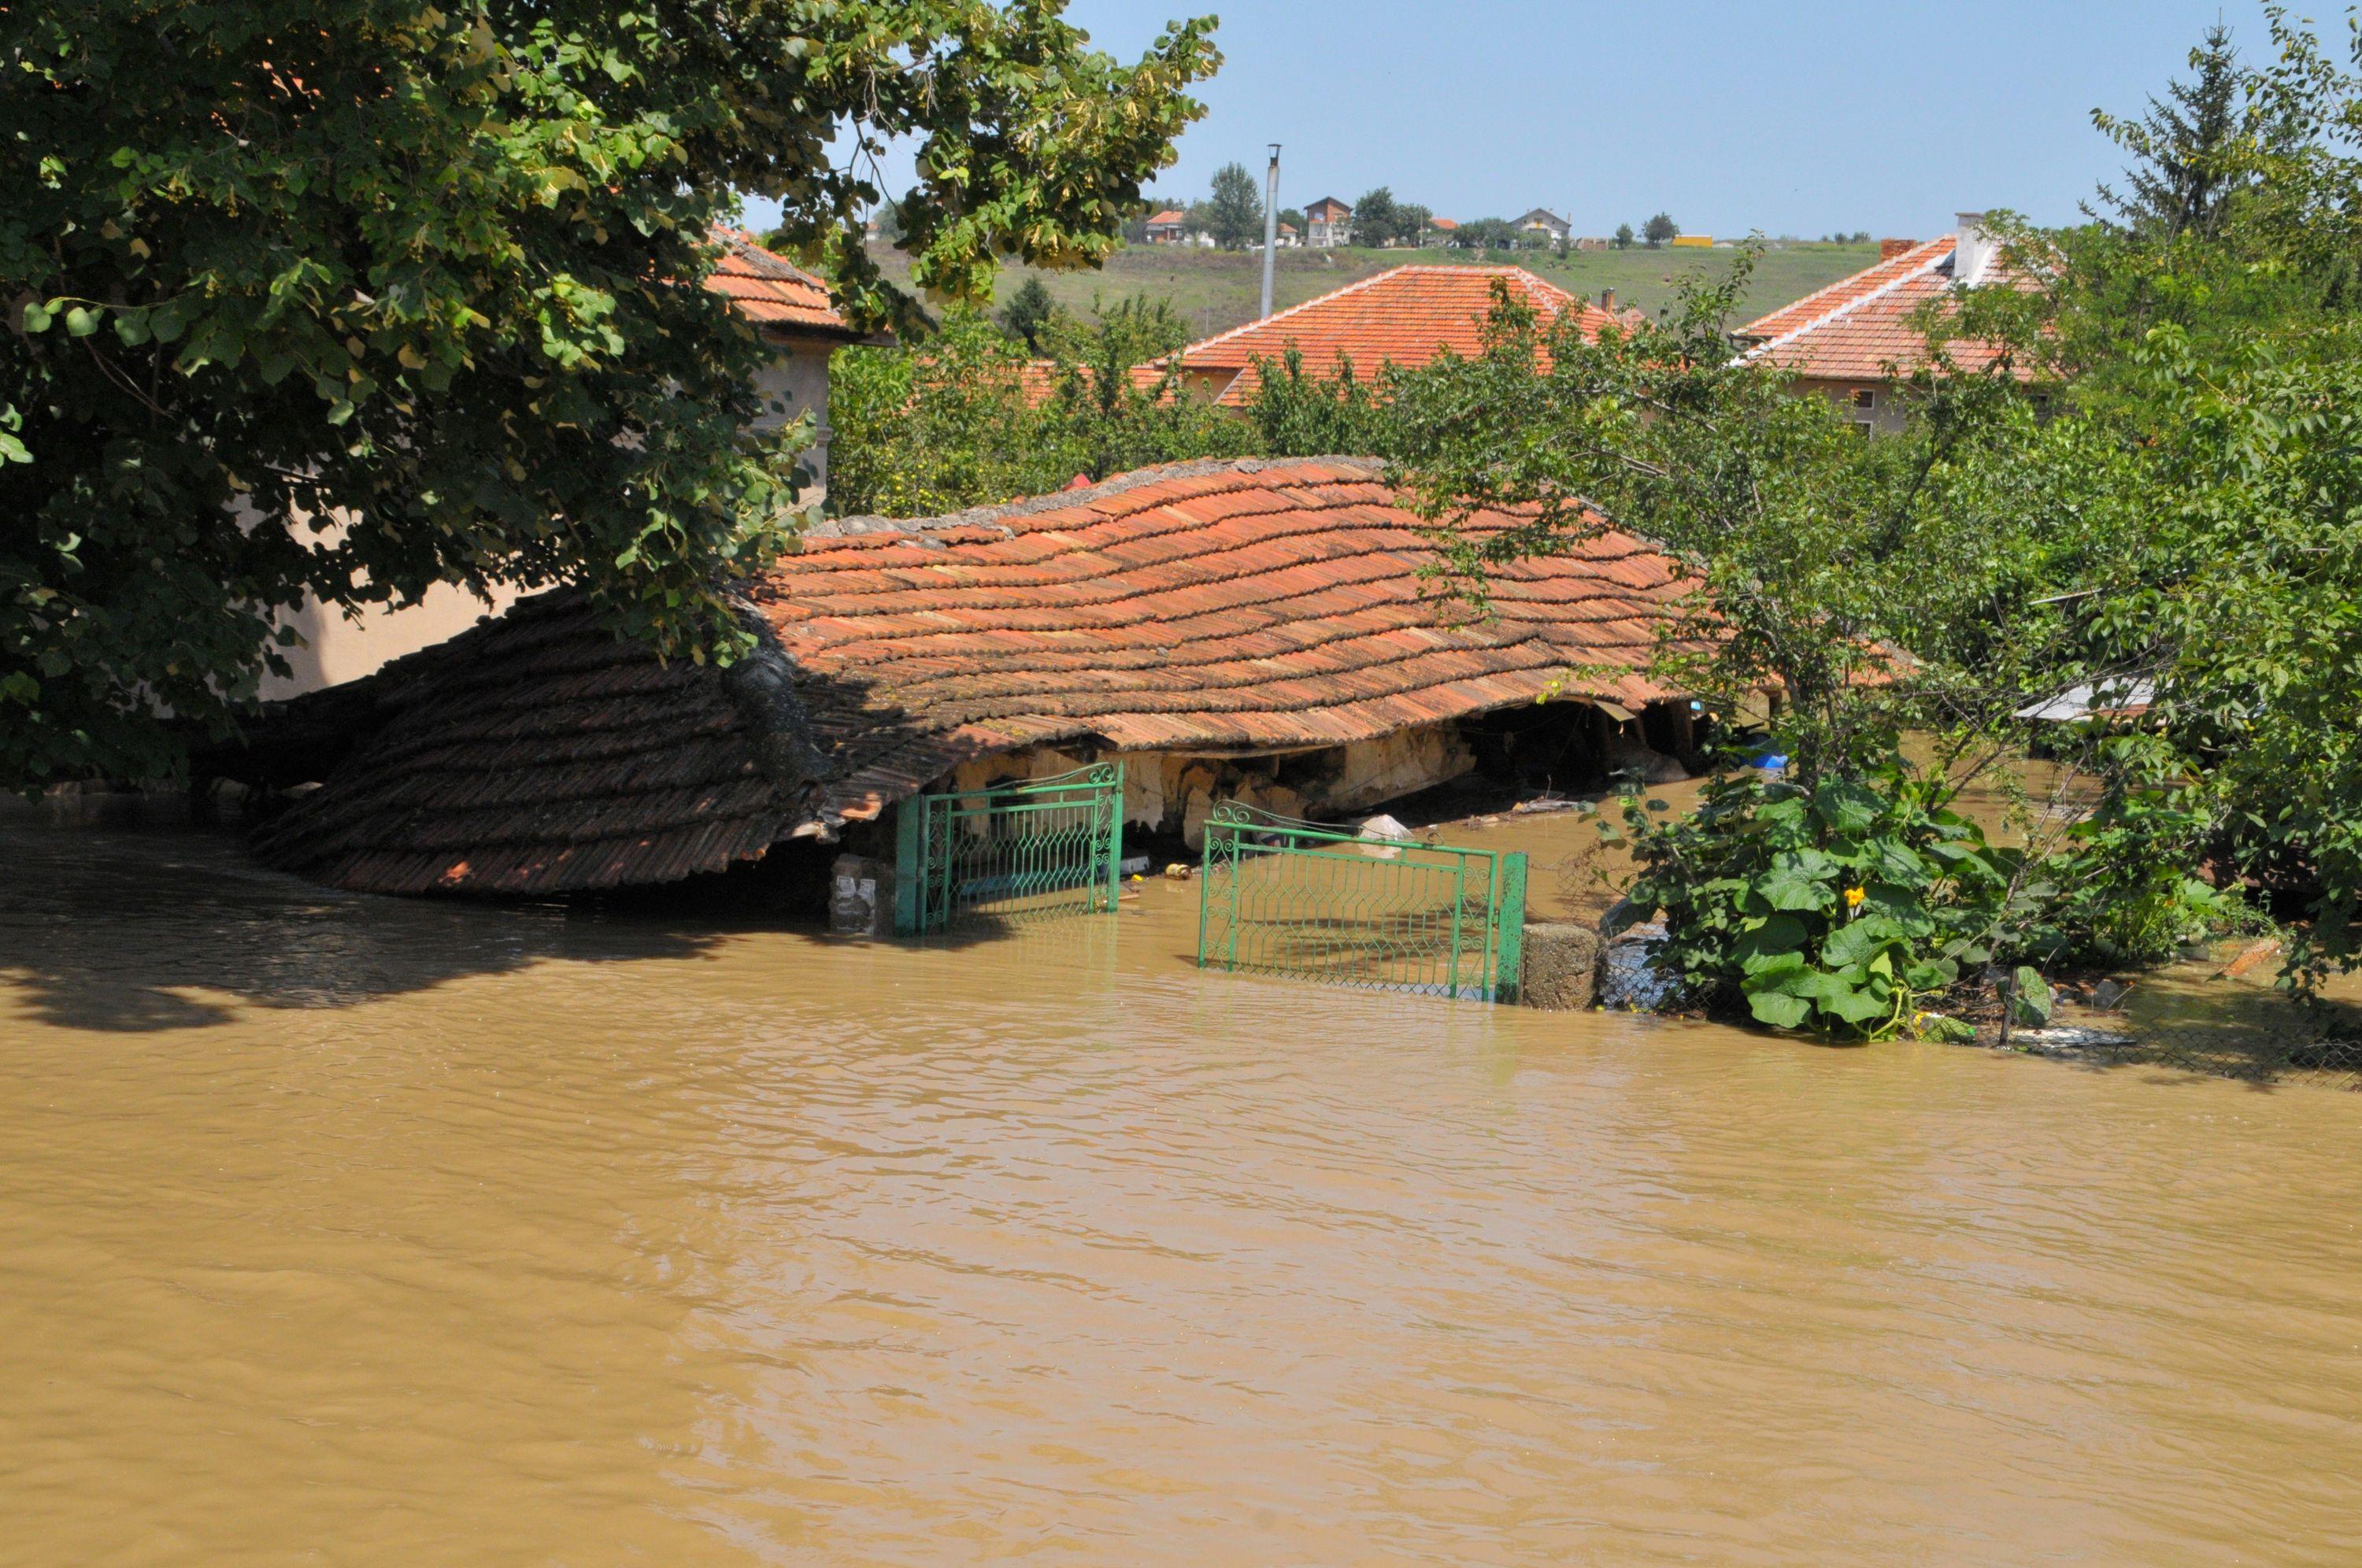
259,230,866,700
1139,264,1626,408
1423,217,1459,248
1734,213,2038,434
247,457,1716,903
705,228,874,481
1303,196,1353,248
1144,208,1190,244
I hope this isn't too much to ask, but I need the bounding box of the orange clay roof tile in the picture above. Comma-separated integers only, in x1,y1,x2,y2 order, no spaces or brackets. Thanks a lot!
705,227,859,339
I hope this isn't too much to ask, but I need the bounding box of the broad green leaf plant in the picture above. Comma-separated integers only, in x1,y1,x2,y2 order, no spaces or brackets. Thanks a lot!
1606,751,2020,1040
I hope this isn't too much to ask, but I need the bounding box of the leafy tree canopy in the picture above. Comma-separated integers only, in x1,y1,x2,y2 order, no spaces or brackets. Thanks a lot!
1351,187,1401,246
1642,212,1679,246
0,0,1217,790
1204,161,1264,250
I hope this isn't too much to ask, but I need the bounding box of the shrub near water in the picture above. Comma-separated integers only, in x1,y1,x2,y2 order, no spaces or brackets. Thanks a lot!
1609,753,2016,1041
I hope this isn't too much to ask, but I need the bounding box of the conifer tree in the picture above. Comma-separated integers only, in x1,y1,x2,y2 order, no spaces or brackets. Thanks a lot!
2091,23,2245,238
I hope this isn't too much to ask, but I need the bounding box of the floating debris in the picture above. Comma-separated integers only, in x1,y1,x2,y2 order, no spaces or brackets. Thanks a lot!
2007,1025,2139,1056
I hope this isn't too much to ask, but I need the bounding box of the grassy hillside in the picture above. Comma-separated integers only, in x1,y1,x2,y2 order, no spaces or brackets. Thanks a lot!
865,241,1881,340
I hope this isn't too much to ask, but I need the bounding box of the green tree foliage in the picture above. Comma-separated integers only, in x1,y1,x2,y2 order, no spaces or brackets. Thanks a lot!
1351,187,1402,247
1398,203,1435,245
1364,265,2055,1036
1204,161,1264,250
998,276,1060,351
1613,222,1635,250
2091,21,2248,238
1458,217,1521,251
1377,13,2362,1014
1642,212,1679,247
827,310,1054,518
0,0,1217,790
1386,268,2035,787
1242,350,1397,457
828,298,1249,517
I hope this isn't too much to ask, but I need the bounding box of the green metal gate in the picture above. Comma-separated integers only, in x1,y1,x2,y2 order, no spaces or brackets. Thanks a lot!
1196,804,1527,1001
894,763,1125,936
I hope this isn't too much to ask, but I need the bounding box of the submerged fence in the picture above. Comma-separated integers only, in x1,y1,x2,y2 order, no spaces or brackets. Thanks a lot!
2005,983,2362,1089
1197,804,1527,1001
893,764,1124,936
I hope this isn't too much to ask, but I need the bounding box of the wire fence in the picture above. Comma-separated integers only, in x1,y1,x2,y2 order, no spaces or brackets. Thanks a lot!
1999,974,2362,1088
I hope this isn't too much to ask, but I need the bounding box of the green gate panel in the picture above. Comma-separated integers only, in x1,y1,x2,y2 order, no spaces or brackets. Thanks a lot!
892,763,1124,937
1196,804,1526,1003
1494,852,1528,1003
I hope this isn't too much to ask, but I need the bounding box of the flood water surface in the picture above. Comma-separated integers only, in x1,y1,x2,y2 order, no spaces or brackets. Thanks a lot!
4,815,2361,1563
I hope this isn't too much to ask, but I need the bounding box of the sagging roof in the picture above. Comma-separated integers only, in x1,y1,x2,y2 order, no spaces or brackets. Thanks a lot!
1736,230,2035,382
705,228,862,341
1154,265,1624,407
252,457,1700,897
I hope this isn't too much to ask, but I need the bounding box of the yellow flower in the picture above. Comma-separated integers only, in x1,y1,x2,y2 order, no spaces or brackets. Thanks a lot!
1844,886,1866,908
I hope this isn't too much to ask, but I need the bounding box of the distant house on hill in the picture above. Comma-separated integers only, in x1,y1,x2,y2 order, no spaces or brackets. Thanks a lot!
1275,221,1301,248
1138,264,1625,407
1423,217,1459,248
1303,196,1353,248
1145,208,1190,244
1669,235,1714,249
1574,235,1612,252
1734,213,2039,433
258,229,867,700
1516,209,1571,242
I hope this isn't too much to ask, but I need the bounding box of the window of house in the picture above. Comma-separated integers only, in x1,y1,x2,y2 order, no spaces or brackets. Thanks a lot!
1852,388,1876,411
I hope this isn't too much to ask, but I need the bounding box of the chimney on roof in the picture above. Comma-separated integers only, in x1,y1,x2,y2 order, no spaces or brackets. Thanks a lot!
1879,237,1915,261
1598,287,1616,312
1953,211,1994,286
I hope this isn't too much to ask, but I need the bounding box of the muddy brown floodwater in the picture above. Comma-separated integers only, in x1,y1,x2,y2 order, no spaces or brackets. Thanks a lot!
4,808,2361,1564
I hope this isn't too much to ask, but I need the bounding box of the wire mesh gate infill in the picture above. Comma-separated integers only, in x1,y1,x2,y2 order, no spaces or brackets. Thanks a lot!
894,763,1125,936
1197,804,1528,1002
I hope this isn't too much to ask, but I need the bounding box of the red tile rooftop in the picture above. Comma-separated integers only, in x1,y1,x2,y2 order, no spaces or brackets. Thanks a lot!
705,227,860,338
1148,264,1627,406
254,457,1709,897
1738,232,2036,383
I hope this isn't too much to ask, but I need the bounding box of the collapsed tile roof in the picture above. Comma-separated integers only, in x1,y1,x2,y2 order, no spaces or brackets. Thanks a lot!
1735,231,2036,382
252,457,1702,897
704,227,863,339
1151,265,1625,407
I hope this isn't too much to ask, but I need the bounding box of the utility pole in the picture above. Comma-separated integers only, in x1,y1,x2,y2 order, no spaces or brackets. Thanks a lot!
1259,143,1281,320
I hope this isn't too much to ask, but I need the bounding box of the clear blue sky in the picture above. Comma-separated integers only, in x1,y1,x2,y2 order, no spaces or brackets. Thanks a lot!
745,0,2260,240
